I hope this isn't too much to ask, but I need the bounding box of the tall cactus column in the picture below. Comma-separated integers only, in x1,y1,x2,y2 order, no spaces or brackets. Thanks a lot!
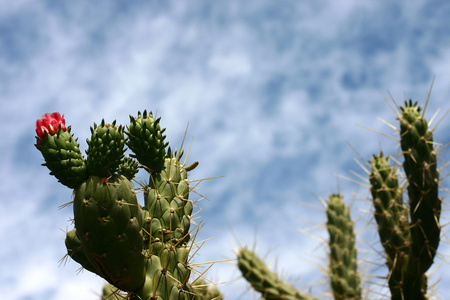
126,111,199,299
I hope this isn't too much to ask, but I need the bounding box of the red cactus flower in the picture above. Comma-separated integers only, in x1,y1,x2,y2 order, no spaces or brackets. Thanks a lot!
35,112,67,145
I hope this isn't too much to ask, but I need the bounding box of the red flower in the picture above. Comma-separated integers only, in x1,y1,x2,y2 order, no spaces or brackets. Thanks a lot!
36,112,67,145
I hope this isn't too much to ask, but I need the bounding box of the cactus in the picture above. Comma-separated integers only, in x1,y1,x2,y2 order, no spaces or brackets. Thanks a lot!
35,111,223,299
237,97,446,300
35,93,446,300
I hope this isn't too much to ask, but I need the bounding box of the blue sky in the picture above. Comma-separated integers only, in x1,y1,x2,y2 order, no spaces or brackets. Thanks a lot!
1,1,450,299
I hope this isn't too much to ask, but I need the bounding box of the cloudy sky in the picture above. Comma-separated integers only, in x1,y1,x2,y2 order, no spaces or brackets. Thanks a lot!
1,1,450,299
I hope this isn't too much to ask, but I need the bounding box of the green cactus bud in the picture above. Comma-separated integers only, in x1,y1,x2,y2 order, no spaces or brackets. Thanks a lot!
326,194,361,300
126,110,168,172
118,157,140,180
85,120,126,178
73,174,145,292
35,112,87,189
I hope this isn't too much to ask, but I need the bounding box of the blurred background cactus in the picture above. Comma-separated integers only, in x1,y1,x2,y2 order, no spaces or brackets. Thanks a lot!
35,111,223,299
237,97,447,300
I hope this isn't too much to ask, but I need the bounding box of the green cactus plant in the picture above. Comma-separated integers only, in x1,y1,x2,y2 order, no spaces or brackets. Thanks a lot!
237,97,446,300
35,111,223,300
35,93,446,300
367,100,442,300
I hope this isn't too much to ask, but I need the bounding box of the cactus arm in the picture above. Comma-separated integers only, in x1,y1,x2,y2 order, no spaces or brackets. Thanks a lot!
124,114,202,299
73,174,146,292
326,194,361,300
399,100,441,273
237,247,320,300
369,153,414,300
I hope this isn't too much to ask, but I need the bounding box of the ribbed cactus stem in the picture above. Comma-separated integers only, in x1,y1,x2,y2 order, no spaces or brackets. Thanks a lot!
326,194,361,300
73,175,145,292
134,154,197,300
